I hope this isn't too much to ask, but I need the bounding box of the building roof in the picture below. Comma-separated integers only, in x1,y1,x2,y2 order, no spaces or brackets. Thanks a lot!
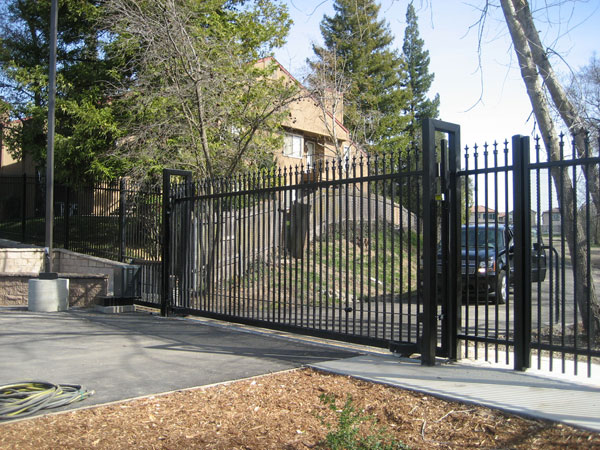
470,205,496,213
256,56,351,136
256,56,366,157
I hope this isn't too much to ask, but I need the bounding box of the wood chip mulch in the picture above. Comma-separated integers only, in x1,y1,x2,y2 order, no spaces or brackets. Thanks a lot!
0,368,598,449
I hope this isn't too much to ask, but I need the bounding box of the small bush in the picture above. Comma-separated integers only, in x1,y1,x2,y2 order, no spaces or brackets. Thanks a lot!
318,393,409,450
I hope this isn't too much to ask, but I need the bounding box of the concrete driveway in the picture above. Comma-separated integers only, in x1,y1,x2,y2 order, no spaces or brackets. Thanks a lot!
0,308,358,417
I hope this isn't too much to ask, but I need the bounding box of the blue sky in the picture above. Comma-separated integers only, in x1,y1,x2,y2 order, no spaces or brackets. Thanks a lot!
274,0,600,149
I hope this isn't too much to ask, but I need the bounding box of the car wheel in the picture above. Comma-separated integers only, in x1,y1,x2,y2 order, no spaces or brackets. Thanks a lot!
495,270,507,305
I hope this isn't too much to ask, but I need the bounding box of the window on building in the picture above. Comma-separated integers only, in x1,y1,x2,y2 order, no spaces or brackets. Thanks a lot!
283,133,303,159
305,141,315,168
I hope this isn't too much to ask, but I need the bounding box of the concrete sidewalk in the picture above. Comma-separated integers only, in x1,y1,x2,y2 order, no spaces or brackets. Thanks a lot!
310,354,600,432
133,314,600,433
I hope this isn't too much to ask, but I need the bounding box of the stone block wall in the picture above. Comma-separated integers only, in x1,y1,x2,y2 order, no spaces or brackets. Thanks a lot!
66,274,109,307
0,273,30,306
0,247,138,296
0,248,45,273
0,245,137,307
0,272,108,307
53,249,137,296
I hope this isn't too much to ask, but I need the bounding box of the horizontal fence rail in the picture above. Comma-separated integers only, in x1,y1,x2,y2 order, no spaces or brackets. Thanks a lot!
166,152,425,349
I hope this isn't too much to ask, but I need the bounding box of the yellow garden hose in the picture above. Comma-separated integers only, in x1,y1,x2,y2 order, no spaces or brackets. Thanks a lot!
0,382,94,420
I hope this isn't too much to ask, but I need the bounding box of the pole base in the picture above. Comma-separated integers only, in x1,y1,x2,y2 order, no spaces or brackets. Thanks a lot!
28,278,69,312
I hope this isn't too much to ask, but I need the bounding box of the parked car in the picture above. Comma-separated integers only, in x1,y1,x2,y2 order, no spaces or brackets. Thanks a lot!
438,224,547,304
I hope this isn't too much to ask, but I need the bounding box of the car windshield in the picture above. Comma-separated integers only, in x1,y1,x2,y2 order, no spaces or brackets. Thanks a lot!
461,227,505,249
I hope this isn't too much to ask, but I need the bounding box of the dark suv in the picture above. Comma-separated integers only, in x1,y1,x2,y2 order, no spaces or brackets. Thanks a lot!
445,224,547,304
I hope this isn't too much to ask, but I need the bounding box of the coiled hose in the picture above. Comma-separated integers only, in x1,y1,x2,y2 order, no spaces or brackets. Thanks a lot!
0,382,94,420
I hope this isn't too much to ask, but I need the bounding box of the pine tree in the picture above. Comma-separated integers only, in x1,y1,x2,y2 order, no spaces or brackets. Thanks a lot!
312,0,410,155
402,2,440,146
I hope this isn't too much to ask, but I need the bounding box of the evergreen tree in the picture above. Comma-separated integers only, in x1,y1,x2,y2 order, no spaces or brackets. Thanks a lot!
401,2,440,146
0,0,125,183
312,0,410,155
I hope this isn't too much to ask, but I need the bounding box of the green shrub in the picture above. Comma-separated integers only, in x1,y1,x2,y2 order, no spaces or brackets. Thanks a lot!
318,393,409,450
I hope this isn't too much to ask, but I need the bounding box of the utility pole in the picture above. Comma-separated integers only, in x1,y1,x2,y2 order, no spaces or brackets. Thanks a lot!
29,0,68,312
44,0,58,275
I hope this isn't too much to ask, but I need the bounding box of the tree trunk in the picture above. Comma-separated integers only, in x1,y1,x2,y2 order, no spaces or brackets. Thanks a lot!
501,0,600,337
512,0,600,216
201,180,222,301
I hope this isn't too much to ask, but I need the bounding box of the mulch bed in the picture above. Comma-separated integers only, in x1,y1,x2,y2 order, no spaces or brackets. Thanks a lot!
1,368,598,449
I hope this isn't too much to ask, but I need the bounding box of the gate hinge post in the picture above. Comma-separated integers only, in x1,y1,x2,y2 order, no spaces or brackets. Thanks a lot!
421,119,461,365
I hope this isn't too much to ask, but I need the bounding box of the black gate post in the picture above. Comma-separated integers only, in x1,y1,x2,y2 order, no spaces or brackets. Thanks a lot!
447,127,462,361
161,169,193,317
64,185,70,249
161,172,171,317
422,119,461,365
512,135,532,371
422,120,439,366
439,140,450,357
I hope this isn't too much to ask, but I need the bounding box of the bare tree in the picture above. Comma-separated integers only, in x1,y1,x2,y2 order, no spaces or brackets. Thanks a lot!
499,0,600,336
103,0,303,300
306,47,351,158
104,0,301,180
567,56,600,140
568,57,600,244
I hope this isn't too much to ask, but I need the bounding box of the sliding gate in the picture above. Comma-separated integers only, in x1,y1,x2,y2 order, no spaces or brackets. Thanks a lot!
162,140,440,351
161,120,599,377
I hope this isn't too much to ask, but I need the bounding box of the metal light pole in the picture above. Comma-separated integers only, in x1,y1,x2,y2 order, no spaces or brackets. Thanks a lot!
44,0,58,274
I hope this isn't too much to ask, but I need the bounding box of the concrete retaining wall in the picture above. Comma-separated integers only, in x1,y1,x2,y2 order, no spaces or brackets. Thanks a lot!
53,249,138,296
0,248,45,273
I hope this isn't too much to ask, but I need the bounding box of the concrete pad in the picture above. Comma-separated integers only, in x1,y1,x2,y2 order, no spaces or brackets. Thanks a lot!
0,308,357,418
310,354,600,432
93,304,135,314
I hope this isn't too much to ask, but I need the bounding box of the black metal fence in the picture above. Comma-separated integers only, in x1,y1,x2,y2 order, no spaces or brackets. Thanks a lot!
2,121,598,378
163,121,599,377
164,151,425,349
0,176,163,305
0,176,162,261
451,132,600,377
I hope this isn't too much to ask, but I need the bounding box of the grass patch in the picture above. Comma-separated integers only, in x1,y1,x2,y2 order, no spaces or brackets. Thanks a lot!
218,223,420,310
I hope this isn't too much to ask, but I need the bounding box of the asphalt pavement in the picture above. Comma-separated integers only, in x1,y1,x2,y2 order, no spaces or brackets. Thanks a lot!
0,307,357,418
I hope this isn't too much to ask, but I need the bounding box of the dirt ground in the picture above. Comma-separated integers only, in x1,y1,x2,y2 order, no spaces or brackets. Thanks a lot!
1,368,598,449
